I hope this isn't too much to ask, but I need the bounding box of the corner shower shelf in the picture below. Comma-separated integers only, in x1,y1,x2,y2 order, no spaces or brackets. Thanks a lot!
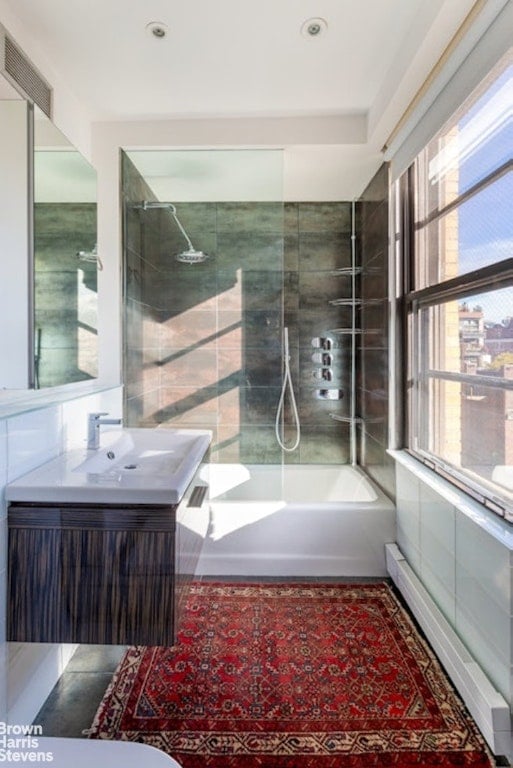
328,298,362,307
330,266,380,277
328,327,382,335
330,267,363,276
329,414,385,424
329,414,363,424
330,298,383,307
325,200,361,464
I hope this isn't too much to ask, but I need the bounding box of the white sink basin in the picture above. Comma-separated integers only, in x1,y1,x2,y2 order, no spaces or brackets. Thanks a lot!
6,428,212,505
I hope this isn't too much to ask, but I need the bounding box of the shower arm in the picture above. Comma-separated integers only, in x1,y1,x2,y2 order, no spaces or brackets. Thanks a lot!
169,207,195,252
142,201,195,252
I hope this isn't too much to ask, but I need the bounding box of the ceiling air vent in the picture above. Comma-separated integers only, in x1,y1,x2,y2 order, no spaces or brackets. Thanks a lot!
0,25,52,118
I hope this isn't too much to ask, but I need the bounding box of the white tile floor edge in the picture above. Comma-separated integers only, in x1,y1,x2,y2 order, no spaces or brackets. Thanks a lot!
386,543,511,761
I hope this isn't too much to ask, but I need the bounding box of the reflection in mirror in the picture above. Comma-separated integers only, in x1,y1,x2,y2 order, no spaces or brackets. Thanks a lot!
33,108,98,388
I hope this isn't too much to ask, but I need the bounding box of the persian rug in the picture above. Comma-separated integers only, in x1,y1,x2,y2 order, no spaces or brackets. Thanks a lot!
89,582,494,767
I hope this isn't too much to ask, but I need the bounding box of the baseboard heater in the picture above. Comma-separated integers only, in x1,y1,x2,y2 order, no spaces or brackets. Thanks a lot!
385,543,511,760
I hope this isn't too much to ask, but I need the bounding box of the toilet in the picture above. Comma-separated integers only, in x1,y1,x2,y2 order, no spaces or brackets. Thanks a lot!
14,737,182,767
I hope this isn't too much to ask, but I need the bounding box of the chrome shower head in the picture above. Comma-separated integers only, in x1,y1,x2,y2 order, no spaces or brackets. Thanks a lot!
175,248,209,265
141,200,210,265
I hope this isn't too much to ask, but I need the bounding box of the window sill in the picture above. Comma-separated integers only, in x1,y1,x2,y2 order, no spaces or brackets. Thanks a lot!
388,449,513,551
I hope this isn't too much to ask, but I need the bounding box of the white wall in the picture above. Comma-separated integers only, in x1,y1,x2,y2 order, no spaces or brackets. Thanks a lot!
0,100,30,388
392,452,513,758
0,0,93,159
395,457,513,702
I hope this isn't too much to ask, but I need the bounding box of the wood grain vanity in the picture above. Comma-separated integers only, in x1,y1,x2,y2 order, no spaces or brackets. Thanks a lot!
7,446,210,647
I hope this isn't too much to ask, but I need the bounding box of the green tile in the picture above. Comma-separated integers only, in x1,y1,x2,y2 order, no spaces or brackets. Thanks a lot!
241,310,282,350
298,425,351,464
216,202,284,233
298,202,352,233
239,270,283,311
299,271,352,309
299,232,352,272
216,233,284,271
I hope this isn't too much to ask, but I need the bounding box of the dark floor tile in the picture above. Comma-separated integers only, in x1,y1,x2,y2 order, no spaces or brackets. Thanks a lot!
33,672,115,737
66,644,127,673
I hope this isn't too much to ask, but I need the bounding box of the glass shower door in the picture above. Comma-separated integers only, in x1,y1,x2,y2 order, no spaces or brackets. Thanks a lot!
121,148,286,467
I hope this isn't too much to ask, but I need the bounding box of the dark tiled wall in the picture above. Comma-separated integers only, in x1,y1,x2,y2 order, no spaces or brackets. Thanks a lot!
122,164,355,464
156,202,285,463
34,203,97,388
122,154,162,423
285,202,352,464
357,164,395,498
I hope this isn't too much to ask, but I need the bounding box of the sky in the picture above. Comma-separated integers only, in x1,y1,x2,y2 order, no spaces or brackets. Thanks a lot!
449,60,512,323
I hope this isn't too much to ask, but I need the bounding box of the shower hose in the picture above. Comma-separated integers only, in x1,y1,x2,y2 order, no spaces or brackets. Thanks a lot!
275,327,301,452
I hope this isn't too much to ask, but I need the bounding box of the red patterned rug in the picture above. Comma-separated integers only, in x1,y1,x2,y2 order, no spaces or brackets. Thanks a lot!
89,582,494,767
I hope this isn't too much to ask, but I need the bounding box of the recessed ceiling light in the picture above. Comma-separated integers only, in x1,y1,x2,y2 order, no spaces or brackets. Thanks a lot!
146,21,169,40
301,17,328,39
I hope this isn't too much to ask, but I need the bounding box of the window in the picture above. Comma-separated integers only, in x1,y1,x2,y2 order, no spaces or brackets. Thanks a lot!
401,49,513,521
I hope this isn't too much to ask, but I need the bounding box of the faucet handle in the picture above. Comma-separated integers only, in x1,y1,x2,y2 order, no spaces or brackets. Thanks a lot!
89,411,109,420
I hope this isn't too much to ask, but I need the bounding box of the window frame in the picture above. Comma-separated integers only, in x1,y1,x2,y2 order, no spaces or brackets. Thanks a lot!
401,123,513,522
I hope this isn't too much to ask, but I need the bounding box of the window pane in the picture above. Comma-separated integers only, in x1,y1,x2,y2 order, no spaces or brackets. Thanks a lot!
420,53,513,211
419,377,513,505
422,286,513,374
415,167,513,288
413,50,513,290
407,49,513,517
416,285,513,507
456,64,513,193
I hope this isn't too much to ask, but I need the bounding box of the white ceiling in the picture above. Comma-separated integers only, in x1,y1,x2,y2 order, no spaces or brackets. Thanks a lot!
127,148,284,201
2,0,476,135
1,0,482,199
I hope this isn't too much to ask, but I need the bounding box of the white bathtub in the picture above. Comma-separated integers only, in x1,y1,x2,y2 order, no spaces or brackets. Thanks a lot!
197,464,396,577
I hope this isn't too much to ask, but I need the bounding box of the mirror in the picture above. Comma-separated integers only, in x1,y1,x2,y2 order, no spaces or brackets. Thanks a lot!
33,109,98,388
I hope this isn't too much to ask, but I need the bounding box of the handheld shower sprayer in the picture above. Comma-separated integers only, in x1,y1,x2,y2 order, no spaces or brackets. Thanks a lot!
275,326,300,452
141,201,209,264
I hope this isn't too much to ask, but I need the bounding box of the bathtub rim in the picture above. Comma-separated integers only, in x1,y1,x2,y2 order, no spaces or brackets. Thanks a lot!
206,462,394,509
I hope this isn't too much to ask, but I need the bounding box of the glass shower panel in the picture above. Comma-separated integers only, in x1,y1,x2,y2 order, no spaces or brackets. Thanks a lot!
121,149,285,465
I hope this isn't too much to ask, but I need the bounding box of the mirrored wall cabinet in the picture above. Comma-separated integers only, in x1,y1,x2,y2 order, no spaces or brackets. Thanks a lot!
33,109,98,388
0,29,98,391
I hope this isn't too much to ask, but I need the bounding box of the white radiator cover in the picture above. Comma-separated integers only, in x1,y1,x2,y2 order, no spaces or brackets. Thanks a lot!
385,543,511,760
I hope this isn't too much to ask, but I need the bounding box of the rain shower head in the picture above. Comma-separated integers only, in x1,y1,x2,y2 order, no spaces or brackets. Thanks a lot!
175,247,210,264
141,200,210,265
76,244,103,270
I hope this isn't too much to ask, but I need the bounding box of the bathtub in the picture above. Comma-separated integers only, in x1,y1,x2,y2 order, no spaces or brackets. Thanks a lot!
197,464,396,577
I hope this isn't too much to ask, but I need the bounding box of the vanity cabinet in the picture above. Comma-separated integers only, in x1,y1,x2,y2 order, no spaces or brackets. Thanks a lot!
7,473,209,646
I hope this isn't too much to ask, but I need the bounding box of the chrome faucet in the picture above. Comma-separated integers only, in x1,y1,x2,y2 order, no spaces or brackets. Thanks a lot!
87,412,122,450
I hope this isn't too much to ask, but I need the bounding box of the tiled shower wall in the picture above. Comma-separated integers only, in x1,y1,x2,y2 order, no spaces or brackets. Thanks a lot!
286,202,353,464
357,164,394,497
122,155,161,424
34,203,97,388
123,157,355,463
